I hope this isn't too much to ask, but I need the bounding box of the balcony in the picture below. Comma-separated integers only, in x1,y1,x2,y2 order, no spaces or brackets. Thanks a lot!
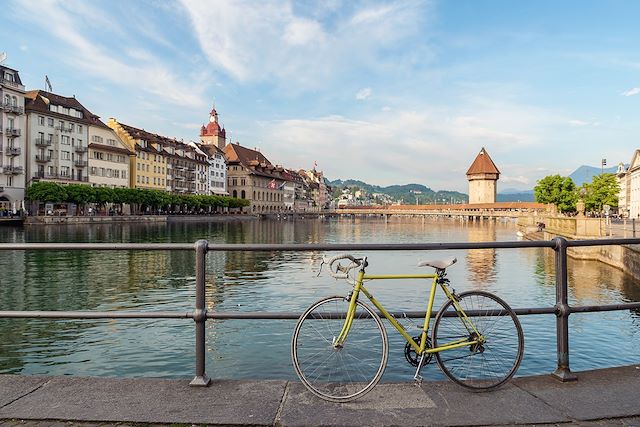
35,154,52,163
35,138,53,147
5,128,21,137
3,166,24,175
5,147,21,156
1,103,24,114
56,125,71,133
74,160,87,168
74,146,88,153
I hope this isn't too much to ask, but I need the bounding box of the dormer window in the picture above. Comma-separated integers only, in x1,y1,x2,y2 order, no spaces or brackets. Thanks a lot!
4,72,14,82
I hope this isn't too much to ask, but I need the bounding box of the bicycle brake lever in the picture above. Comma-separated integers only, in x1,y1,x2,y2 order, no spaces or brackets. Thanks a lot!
316,259,325,277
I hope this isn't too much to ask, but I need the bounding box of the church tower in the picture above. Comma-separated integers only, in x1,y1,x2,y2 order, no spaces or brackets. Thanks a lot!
466,147,500,204
200,106,226,150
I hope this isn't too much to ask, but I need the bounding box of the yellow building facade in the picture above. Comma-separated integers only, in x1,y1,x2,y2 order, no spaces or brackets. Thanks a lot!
107,119,167,190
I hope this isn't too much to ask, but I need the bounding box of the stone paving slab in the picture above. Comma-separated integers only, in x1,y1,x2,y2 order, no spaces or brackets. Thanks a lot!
278,381,569,426
0,376,49,408
1,366,639,426
515,365,640,422
0,376,287,426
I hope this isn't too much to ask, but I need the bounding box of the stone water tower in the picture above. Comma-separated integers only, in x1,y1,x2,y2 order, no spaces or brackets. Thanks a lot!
466,147,500,204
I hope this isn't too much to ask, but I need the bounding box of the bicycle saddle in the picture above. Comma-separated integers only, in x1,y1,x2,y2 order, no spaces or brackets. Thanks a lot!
417,257,457,270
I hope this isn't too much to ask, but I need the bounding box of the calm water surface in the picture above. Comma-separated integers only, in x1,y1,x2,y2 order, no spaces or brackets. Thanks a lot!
1,218,639,382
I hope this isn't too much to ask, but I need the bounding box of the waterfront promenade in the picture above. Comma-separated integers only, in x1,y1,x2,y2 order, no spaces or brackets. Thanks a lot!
1,365,640,426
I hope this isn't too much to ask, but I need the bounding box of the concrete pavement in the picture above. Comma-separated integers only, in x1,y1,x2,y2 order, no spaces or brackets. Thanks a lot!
1,365,640,426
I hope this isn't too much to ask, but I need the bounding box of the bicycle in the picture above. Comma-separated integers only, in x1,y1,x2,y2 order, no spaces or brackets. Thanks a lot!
291,254,524,402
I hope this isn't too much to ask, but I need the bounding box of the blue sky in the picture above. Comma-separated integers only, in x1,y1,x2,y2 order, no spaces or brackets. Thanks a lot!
2,0,638,192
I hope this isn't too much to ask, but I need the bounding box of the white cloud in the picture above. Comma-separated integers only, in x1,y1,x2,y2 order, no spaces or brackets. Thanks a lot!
622,87,640,97
568,119,600,127
355,87,372,100
257,100,558,191
12,0,207,108
179,0,431,89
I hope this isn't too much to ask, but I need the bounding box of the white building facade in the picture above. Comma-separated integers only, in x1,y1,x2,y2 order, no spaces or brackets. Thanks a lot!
88,125,132,188
0,65,26,213
25,91,96,186
617,151,640,219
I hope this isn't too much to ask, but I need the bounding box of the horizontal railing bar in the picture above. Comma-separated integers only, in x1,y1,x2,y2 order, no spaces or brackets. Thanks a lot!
566,238,640,247
0,241,558,251
3,303,639,321
0,243,195,251
0,311,193,319
570,302,640,313
2,238,639,252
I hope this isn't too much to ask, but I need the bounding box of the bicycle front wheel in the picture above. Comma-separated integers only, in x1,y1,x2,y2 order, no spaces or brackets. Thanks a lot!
291,296,388,402
432,291,524,390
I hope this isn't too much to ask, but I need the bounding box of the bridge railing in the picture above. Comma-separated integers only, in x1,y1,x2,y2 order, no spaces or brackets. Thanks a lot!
1,238,640,385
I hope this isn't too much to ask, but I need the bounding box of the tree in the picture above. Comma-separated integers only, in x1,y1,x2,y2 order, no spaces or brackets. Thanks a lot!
26,182,68,203
534,175,578,213
582,173,620,213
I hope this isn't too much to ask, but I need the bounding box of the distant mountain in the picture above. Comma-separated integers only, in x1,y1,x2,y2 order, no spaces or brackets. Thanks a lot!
328,179,468,204
569,165,617,187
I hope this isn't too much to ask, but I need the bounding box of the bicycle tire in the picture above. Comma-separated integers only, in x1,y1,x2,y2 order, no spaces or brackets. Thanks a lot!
291,296,388,402
432,290,524,390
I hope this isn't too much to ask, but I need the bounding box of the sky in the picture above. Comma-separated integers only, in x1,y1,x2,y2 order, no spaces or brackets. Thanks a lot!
2,0,639,192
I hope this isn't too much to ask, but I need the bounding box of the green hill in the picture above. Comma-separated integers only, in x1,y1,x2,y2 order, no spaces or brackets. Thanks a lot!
328,179,468,204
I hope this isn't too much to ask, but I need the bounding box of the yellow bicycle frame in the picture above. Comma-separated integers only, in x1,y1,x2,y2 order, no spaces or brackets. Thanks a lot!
334,268,483,355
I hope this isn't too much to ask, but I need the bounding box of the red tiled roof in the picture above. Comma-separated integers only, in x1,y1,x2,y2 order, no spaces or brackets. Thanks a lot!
466,147,500,176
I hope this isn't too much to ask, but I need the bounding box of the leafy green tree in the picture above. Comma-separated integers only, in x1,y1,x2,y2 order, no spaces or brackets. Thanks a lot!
26,182,68,203
534,175,578,213
582,173,620,212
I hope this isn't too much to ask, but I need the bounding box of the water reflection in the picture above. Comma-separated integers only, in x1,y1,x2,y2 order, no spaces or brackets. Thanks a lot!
466,220,498,286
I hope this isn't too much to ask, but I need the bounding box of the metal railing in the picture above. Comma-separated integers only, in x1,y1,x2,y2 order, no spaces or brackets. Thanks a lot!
1,237,640,386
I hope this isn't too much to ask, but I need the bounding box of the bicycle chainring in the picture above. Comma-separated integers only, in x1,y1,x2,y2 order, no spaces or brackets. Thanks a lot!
404,336,433,367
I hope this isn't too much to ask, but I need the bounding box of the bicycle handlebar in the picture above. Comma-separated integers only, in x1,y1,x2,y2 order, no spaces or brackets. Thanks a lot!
325,254,363,279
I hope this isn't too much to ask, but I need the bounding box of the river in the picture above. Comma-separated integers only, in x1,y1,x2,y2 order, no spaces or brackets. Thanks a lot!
0,217,639,382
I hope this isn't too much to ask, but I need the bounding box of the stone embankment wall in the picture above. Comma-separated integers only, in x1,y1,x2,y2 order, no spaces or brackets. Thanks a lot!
518,215,640,281
25,215,168,225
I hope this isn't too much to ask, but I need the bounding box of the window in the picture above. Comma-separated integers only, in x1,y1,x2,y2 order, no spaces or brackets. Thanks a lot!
146,176,149,184
7,176,12,186
69,123,75,132
60,166,70,177
122,171,127,179
50,105,58,112
90,167,97,175
61,151,70,160
61,136,70,145
47,118,54,127
47,133,53,142
107,139,116,146
38,116,45,125
92,135,103,143
77,125,83,133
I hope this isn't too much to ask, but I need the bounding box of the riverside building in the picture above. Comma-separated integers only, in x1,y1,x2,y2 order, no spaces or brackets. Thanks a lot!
0,64,26,212
25,90,102,186
198,107,227,195
223,142,288,213
617,151,640,219
88,125,133,189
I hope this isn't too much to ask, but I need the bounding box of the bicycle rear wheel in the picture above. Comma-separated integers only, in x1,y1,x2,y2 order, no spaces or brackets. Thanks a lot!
291,296,388,402
432,291,524,390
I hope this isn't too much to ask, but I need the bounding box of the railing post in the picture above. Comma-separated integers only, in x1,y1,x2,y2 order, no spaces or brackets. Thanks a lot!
552,237,577,381
190,239,211,386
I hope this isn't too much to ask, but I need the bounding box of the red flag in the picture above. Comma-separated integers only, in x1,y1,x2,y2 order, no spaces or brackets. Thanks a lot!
268,179,276,189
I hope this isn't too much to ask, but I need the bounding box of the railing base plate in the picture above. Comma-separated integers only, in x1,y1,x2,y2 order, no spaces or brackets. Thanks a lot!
551,368,578,382
190,375,211,387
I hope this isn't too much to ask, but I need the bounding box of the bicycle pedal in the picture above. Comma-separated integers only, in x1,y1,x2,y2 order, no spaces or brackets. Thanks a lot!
413,374,423,384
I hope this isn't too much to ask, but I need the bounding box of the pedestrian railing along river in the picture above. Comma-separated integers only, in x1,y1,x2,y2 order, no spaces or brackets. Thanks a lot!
1,238,640,386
